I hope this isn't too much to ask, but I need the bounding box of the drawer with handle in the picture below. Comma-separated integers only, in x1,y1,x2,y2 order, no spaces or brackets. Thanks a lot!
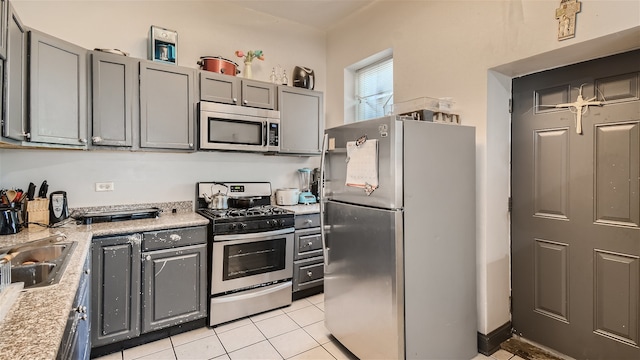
142,226,207,251
294,213,320,229
294,228,322,260
293,257,323,292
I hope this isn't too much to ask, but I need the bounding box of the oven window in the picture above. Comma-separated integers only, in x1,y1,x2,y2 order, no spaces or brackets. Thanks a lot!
223,239,286,280
208,118,262,145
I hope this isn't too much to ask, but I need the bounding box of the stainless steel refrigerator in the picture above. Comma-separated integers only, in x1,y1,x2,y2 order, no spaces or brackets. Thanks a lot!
321,116,477,359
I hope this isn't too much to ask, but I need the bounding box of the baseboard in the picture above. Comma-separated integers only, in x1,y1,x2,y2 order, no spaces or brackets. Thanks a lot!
477,321,512,356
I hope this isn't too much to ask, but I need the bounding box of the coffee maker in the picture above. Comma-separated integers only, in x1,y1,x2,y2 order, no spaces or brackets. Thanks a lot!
149,25,177,65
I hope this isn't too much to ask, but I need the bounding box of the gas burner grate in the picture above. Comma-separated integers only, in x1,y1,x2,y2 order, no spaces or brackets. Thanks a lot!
198,205,293,220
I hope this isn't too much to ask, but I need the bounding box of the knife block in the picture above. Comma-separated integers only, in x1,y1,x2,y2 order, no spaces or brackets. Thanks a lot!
26,199,49,229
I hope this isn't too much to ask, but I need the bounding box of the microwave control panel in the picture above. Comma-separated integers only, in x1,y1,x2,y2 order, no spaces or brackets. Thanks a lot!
268,123,279,146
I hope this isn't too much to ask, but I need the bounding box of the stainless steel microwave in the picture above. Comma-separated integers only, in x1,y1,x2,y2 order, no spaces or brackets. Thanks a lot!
199,102,280,152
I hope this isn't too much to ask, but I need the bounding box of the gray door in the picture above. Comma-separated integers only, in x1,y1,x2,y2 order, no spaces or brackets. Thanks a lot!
139,61,195,150
511,50,640,359
28,30,87,146
141,244,207,333
91,51,137,147
91,234,141,347
3,3,26,141
278,86,323,155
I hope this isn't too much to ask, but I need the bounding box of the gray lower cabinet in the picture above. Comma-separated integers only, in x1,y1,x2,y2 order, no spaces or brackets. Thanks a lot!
140,62,195,150
91,234,141,348
58,253,91,360
141,243,207,332
199,71,276,110
277,86,323,155
28,29,88,147
293,213,323,292
3,2,26,142
90,51,137,148
91,226,207,348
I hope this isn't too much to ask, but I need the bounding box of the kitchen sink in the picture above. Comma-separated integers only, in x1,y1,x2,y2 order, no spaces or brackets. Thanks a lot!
10,244,69,265
5,240,77,289
11,263,57,287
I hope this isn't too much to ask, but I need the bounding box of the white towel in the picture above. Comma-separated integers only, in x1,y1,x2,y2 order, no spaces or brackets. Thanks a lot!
345,139,379,193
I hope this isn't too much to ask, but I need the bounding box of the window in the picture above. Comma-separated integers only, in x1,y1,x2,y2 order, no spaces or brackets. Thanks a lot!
355,57,393,121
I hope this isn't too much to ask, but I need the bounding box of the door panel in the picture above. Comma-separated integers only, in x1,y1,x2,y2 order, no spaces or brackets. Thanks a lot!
594,122,639,226
594,250,639,347
533,239,569,322
512,49,640,359
533,128,570,219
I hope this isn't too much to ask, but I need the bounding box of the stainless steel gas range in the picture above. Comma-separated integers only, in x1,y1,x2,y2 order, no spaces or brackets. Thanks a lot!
196,182,294,326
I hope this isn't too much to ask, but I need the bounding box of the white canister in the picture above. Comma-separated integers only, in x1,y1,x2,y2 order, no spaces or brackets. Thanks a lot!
275,188,300,206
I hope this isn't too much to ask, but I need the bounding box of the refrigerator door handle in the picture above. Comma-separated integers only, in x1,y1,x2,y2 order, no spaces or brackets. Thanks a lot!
319,133,329,266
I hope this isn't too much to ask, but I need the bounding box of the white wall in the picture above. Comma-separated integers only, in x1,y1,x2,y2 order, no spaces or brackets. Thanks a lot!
325,0,639,335
0,1,325,207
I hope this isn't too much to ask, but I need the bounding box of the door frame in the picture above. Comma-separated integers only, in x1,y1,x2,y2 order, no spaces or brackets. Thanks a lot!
478,26,640,355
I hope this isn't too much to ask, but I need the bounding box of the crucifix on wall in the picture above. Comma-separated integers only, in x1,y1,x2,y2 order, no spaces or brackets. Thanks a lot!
555,0,581,40
554,84,602,134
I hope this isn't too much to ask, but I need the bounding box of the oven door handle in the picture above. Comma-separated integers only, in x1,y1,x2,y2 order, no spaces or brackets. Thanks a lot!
214,227,294,241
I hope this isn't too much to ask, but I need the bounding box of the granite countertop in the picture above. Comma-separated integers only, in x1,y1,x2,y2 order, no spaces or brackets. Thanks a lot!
276,203,320,214
0,212,209,360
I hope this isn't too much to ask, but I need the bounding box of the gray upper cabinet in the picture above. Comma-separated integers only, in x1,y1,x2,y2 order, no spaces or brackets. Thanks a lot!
0,0,8,60
140,61,195,150
28,30,88,147
91,234,142,348
277,86,324,155
91,51,138,148
199,71,276,110
241,79,276,109
3,3,26,142
200,70,240,105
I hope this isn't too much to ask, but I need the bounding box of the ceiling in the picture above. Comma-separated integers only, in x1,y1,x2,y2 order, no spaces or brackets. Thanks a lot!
232,0,376,31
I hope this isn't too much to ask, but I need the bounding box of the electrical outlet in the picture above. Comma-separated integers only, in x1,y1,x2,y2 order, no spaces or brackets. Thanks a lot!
95,182,115,192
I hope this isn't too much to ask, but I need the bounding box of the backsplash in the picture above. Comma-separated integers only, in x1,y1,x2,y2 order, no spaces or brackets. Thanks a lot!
70,201,193,215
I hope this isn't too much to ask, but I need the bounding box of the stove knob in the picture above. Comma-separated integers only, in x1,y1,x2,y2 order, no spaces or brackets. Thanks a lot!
239,223,247,230
229,223,237,230
278,219,286,227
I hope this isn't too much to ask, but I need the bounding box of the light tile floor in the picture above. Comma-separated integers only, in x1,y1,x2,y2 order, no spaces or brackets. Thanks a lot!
94,293,520,360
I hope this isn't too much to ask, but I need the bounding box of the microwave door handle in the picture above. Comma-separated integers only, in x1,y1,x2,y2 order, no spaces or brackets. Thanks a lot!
263,121,267,147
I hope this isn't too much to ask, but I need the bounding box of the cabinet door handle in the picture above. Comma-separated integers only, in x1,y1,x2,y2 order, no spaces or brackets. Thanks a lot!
84,268,90,275
146,255,152,261
80,314,87,321
79,138,88,144
92,136,103,143
307,241,313,247
305,219,313,225
232,98,237,103
306,271,313,277
243,99,248,105
169,234,182,241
